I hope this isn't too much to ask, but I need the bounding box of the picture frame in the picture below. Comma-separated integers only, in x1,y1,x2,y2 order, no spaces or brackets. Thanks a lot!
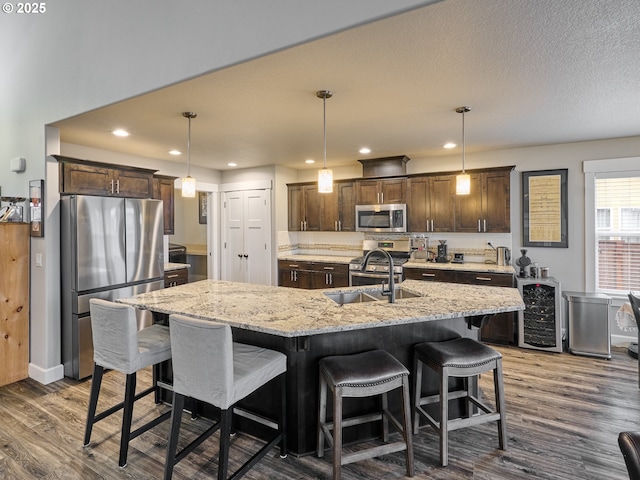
198,191,207,224
29,179,44,237
522,169,568,248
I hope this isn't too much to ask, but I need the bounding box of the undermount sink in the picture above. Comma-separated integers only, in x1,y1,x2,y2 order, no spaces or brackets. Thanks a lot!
324,287,422,306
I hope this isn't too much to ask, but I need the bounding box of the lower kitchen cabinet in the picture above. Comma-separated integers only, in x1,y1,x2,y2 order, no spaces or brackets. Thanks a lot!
404,266,515,344
164,267,188,288
278,260,349,289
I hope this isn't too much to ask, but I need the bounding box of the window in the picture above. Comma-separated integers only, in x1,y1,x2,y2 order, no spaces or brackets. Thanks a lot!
594,175,640,294
596,208,611,230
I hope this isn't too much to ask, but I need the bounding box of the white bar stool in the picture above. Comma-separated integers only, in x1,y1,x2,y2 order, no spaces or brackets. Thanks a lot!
84,298,172,467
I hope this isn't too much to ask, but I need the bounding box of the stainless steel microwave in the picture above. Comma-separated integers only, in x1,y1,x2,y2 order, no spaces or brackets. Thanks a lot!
355,204,407,233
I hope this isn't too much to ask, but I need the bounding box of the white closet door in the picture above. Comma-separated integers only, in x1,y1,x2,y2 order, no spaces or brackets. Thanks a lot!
222,189,271,285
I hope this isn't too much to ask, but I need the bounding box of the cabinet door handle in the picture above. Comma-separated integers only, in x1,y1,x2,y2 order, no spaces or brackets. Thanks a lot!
243,254,248,258
167,274,179,278
475,276,492,282
431,219,434,231
288,264,299,268
483,219,487,232
116,179,120,194
329,273,333,284
477,219,481,232
422,273,436,277
323,266,334,270
110,179,114,194
381,192,384,203
238,254,243,258
338,220,342,231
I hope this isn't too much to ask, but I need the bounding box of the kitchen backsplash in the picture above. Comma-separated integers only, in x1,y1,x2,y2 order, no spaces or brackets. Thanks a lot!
279,231,513,264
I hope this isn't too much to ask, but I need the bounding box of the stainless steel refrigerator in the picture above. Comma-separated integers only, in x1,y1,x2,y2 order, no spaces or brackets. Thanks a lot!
61,195,164,379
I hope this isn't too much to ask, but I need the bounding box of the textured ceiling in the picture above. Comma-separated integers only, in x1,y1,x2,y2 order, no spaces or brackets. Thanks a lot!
52,0,640,172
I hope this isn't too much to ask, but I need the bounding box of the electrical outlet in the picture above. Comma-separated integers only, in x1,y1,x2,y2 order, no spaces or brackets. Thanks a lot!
35,253,43,267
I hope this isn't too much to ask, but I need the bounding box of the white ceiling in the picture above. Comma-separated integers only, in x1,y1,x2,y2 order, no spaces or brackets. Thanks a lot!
52,0,640,173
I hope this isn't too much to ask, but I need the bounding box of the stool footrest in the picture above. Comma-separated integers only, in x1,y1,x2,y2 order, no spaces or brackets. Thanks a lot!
342,441,409,466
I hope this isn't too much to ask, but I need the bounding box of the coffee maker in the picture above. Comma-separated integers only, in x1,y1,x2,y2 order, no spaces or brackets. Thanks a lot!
436,240,449,263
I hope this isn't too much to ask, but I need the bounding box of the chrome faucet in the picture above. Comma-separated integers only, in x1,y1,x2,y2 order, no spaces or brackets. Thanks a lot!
361,248,396,303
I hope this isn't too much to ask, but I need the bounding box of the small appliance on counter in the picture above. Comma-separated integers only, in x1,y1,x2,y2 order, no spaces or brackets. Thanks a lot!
452,253,464,264
410,235,429,260
436,240,449,263
515,249,531,277
496,246,511,266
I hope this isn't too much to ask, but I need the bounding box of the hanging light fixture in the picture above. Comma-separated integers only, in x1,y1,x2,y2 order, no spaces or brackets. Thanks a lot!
316,90,333,193
455,106,471,195
181,111,197,198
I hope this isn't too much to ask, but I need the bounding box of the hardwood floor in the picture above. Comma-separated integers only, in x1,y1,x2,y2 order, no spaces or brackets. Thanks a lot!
0,345,637,479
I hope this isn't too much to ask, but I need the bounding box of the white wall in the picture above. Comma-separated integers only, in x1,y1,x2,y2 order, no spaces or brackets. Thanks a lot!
1,1,432,384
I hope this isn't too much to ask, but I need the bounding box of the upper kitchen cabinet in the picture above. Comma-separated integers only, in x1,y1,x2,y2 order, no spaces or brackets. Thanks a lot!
56,155,156,198
288,183,322,231
355,177,406,205
153,174,177,235
288,181,356,232
407,174,456,232
455,167,512,233
321,180,356,231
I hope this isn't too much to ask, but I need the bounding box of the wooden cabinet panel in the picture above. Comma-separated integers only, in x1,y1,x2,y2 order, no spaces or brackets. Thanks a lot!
0,223,29,387
288,181,355,232
56,155,156,198
154,175,177,235
356,178,406,205
288,185,304,231
404,267,457,283
407,175,455,232
164,268,188,288
336,181,356,231
278,260,348,289
454,169,511,233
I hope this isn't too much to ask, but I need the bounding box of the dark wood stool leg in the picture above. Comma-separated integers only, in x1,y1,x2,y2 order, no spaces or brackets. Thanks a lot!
333,386,343,480
440,368,449,467
84,363,104,447
317,373,328,458
495,359,507,450
164,393,185,480
119,373,137,467
381,392,390,442
400,375,415,477
412,355,423,434
280,372,288,458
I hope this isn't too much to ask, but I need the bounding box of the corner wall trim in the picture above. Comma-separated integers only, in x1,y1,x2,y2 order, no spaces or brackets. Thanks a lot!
29,363,64,385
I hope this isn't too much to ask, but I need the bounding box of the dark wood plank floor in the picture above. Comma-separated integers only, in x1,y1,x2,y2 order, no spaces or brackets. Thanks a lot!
0,345,637,479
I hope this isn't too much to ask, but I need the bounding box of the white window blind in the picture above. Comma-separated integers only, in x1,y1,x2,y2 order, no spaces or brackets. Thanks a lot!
595,175,640,294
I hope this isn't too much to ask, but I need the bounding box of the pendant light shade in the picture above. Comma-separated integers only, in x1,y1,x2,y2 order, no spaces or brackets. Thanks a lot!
455,106,471,195
181,111,197,198
316,90,333,193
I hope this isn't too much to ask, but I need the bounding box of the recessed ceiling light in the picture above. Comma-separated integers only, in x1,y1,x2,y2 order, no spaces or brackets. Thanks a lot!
444,142,456,149
112,129,130,137
305,159,315,164
168,149,181,156
359,147,371,154
227,162,237,167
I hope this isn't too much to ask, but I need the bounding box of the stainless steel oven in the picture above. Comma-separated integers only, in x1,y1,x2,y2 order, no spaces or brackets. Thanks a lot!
349,239,410,286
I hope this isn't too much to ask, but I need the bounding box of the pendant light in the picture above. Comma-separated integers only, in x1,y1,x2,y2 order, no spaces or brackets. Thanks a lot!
316,90,333,193
455,106,471,195
181,111,197,198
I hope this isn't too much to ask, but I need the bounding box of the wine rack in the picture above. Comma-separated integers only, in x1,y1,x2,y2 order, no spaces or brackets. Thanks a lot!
517,277,562,353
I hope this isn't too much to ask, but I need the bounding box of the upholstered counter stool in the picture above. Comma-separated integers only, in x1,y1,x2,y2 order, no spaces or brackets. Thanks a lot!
317,349,414,480
84,299,172,467
619,431,640,479
163,314,287,480
412,337,506,467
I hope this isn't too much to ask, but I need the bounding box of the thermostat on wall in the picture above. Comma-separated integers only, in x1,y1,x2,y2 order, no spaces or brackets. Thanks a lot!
10,157,26,173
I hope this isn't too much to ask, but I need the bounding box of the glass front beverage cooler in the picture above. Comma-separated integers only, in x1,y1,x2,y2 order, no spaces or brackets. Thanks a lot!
517,277,563,353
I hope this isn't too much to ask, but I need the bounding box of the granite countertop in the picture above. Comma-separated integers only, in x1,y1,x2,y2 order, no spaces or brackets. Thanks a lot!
278,254,353,264
119,279,524,338
164,262,190,272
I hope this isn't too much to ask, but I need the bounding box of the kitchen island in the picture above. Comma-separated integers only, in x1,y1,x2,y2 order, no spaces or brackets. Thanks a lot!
119,279,524,455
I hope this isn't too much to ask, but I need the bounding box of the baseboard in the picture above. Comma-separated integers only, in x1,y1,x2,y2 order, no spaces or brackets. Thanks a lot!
29,363,64,385
612,333,636,347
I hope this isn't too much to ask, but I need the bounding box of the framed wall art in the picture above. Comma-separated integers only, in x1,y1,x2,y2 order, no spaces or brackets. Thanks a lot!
29,179,44,237
198,191,207,224
522,169,568,248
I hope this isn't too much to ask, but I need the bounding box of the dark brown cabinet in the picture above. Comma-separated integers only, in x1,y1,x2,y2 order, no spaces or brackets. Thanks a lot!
407,175,456,232
164,268,188,288
404,266,515,344
355,178,406,205
153,175,177,235
288,181,356,232
455,169,511,233
56,155,156,198
278,260,349,289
